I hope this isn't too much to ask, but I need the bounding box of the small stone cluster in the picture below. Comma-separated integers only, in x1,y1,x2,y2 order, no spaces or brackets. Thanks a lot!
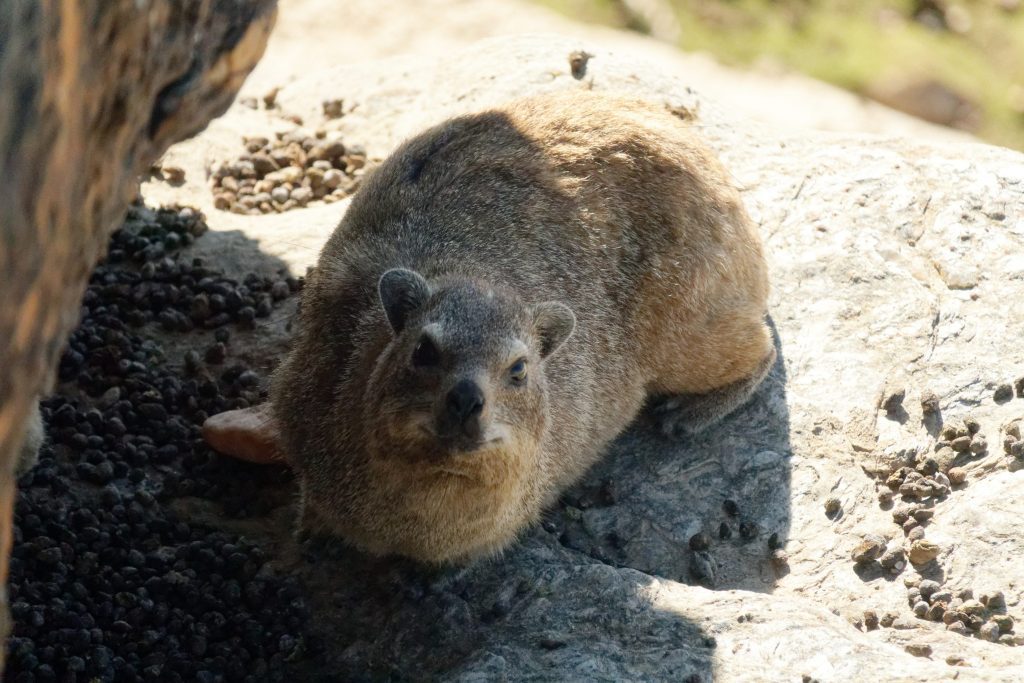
685,499,786,588
904,579,1021,646
6,202,318,681
850,580,1021,649
849,533,908,575
850,388,1023,647
209,130,370,215
1002,419,1024,471
992,376,1024,404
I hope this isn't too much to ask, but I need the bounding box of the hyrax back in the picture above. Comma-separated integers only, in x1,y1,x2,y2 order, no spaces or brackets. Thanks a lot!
270,89,773,564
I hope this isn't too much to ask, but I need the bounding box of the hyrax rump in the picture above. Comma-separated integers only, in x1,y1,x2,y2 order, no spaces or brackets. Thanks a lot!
270,89,775,564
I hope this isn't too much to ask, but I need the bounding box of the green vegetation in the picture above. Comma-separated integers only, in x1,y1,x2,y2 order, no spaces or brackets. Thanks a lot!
539,0,1024,150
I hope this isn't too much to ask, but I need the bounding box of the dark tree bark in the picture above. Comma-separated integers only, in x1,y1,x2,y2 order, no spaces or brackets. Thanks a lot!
0,0,276,667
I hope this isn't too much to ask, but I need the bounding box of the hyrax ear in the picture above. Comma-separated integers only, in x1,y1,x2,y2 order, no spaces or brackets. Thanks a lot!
530,301,576,359
378,268,431,333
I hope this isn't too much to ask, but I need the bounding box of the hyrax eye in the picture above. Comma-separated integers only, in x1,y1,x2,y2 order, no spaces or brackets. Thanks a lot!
411,336,440,367
509,359,528,384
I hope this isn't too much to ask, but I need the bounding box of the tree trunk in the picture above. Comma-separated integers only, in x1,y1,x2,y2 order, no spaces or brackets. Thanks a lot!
0,0,276,668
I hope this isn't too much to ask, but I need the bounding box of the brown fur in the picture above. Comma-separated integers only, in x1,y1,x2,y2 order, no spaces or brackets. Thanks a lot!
270,89,773,564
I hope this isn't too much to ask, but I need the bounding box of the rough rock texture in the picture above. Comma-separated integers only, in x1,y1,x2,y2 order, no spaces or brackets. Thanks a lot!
241,0,973,144
138,32,1024,681
0,0,276,667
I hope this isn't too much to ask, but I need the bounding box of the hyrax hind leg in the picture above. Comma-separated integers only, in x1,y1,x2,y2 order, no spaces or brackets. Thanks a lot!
648,315,777,438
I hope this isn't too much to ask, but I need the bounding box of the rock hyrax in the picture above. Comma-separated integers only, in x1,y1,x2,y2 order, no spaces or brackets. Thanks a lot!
269,89,775,564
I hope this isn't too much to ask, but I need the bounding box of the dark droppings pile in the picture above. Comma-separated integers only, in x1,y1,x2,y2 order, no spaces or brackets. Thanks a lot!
7,203,319,681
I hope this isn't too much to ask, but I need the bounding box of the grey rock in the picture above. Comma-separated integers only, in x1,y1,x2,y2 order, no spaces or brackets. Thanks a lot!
919,580,942,601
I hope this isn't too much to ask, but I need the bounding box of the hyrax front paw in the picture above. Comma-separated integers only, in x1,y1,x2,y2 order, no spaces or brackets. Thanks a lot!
651,395,718,439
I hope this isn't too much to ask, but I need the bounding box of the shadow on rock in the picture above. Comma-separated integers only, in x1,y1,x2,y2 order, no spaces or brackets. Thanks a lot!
269,316,789,681
553,315,792,593
287,536,716,682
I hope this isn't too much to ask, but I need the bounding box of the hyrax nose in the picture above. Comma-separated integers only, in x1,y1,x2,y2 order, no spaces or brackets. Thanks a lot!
446,379,485,427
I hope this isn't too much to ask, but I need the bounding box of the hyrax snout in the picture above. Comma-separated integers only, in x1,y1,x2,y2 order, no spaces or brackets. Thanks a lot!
268,89,775,564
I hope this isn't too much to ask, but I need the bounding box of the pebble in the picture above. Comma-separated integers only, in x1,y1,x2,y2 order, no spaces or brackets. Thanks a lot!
964,416,981,434
877,489,894,506
271,280,291,302
960,599,986,616
891,503,917,524
929,589,953,605
911,508,934,523
915,456,938,476
980,622,1001,642
322,99,344,119
891,617,918,630
271,186,290,204
881,388,905,414
323,168,344,188
947,467,967,485
263,86,280,108
886,468,908,491
879,612,897,628
933,446,957,473
862,610,879,630
908,539,941,565
969,436,987,454
980,590,1006,609
291,186,314,205
879,546,906,574
992,614,1015,633
162,165,186,183
947,621,969,636
950,435,972,452
906,526,925,541
926,603,945,622
919,580,942,601
205,342,227,365
823,496,841,516
738,520,759,541
1016,376,1024,398
994,383,1014,403
920,391,940,415
898,481,928,500
689,532,711,552
851,535,885,564
942,422,968,440
904,642,932,657
718,522,732,540
965,613,986,631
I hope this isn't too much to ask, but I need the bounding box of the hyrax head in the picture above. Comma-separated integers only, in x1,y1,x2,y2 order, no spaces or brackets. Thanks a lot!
366,268,575,468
